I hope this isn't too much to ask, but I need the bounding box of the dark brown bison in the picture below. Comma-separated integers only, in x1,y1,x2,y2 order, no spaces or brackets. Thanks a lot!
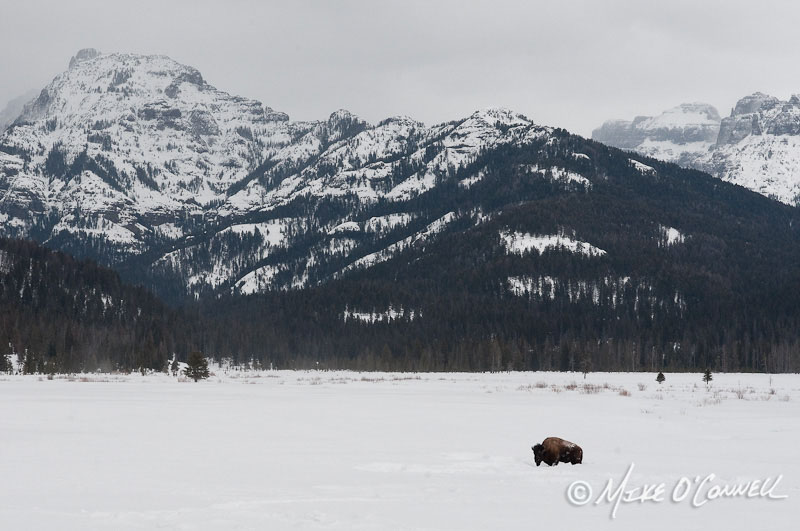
532,437,583,466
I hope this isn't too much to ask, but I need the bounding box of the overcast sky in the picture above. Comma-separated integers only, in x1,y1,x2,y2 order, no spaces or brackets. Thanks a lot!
1,0,798,136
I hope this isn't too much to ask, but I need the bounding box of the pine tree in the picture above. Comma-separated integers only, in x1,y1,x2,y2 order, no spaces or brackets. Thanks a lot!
170,358,179,377
580,351,592,379
656,371,665,384
0,353,9,373
184,351,209,382
702,368,713,386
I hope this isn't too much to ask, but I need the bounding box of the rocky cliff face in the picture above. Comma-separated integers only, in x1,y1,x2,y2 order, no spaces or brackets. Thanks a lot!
594,95,800,205
592,103,721,166
702,93,800,203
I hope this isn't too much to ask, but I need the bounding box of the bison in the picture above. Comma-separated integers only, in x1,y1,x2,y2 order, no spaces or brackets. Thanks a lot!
532,437,583,466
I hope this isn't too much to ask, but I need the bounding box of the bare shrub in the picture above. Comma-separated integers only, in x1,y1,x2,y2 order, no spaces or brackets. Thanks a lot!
619,388,630,397
637,383,647,391
780,395,791,402
534,381,547,389
565,381,578,391
580,383,602,394
550,385,562,393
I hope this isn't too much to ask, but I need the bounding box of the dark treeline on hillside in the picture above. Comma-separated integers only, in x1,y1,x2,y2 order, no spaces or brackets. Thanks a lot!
0,238,198,373
2,233,800,374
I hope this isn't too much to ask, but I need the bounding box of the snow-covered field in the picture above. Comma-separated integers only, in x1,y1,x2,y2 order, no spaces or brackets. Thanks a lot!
1,370,798,530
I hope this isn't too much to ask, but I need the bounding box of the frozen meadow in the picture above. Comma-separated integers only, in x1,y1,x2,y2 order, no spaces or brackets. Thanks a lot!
1,370,798,530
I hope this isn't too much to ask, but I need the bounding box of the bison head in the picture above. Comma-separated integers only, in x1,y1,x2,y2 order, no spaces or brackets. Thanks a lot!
532,444,544,466
573,446,583,464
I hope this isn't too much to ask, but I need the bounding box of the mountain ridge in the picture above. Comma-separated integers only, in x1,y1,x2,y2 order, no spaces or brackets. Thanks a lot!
0,49,553,298
593,93,800,204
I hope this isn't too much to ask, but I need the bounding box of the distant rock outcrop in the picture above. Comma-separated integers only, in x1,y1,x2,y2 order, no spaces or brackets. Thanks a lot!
592,103,720,166
594,94,800,205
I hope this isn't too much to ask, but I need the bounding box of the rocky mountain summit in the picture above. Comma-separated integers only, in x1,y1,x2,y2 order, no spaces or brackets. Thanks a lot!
0,50,551,296
593,94,800,205
592,103,721,166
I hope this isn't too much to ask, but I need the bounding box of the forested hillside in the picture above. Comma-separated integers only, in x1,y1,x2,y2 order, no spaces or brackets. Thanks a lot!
0,238,196,372
190,132,800,373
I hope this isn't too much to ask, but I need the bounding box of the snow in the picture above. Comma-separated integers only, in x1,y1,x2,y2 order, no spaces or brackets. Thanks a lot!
342,212,456,273
329,221,361,234
507,276,636,306
500,230,606,257
522,165,591,188
704,134,800,205
638,103,721,129
363,213,413,233
458,171,486,189
659,225,685,246
629,159,656,175
234,265,280,294
637,138,714,163
343,306,417,323
507,275,558,299
0,370,796,530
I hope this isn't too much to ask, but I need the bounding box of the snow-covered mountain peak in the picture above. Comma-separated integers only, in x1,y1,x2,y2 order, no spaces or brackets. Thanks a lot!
638,103,720,129
68,48,102,69
730,92,780,116
592,102,721,165
327,108,362,123
0,51,567,295
468,107,530,128
594,92,800,205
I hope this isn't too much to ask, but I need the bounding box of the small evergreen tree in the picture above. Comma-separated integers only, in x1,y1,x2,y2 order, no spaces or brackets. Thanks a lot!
656,371,665,384
580,352,592,379
170,358,179,377
702,368,713,386
0,353,9,373
184,351,209,382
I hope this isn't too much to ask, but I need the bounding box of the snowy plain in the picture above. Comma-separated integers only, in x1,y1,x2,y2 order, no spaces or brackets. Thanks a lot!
1,370,798,530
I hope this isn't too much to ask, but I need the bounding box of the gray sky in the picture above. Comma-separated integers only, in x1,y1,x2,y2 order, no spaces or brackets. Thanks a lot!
1,0,798,136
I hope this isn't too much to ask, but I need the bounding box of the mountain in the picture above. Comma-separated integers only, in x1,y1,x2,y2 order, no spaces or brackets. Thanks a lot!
0,49,550,299
201,133,800,373
3,50,800,373
0,89,38,134
593,94,800,205
592,103,721,166
702,93,800,204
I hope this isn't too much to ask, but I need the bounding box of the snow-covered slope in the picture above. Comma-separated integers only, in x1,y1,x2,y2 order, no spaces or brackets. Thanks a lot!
699,93,800,204
594,94,800,205
0,50,555,296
